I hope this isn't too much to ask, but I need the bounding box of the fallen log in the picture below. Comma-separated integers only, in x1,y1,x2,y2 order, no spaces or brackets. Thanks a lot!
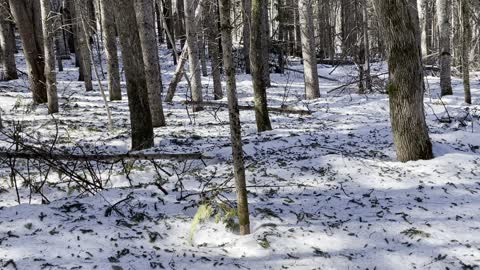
184,101,312,115
0,151,210,162
282,67,339,82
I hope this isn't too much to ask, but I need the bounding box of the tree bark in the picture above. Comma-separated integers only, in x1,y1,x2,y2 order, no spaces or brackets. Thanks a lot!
219,0,250,236
135,0,166,127
74,0,93,92
100,0,122,101
184,0,203,111
437,0,453,96
417,0,428,57
0,0,18,80
372,0,433,162
40,0,59,114
461,0,471,104
242,0,251,74
205,0,223,100
113,0,154,150
8,0,47,103
251,0,272,132
298,0,320,99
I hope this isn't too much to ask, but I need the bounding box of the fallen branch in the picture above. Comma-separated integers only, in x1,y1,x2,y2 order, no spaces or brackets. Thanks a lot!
183,101,312,115
327,72,389,93
0,151,209,162
281,66,339,82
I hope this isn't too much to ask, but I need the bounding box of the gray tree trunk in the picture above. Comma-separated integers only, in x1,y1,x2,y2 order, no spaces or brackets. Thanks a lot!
184,0,203,111
100,0,122,101
0,0,18,80
298,0,320,99
261,0,270,87
135,0,166,127
219,0,250,235
40,0,59,114
205,0,223,100
372,0,433,162
251,0,272,132
242,0,251,74
461,0,471,104
114,0,154,150
437,0,453,96
74,0,93,91
9,0,47,103
418,0,428,57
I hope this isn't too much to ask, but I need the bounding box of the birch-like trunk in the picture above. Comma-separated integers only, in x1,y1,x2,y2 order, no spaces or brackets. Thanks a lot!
437,0,453,96
184,0,203,111
298,0,320,99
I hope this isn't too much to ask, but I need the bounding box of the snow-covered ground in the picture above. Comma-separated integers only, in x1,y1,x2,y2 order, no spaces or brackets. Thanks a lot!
0,49,479,270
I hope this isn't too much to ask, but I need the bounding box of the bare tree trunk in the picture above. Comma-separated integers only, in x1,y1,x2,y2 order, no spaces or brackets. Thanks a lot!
0,0,18,80
242,0,251,74
362,0,371,91
162,0,175,50
154,1,164,44
114,0,154,150
219,0,250,236
461,0,471,104
184,0,203,111
135,0,166,127
261,0,270,87
176,0,186,47
100,0,122,101
40,0,59,114
74,0,93,91
9,0,47,103
372,0,433,162
206,0,223,100
298,0,320,99
418,0,429,57
251,0,272,132
437,0,453,96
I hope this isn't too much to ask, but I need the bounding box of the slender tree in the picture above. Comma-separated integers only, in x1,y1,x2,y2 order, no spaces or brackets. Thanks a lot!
40,0,59,114
219,0,250,235
437,0,453,96
242,0,251,74
250,0,272,132
205,0,223,100
372,0,433,162
74,0,93,92
184,0,203,111
100,0,122,101
8,0,47,103
460,0,471,104
0,0,18,80
298,0,320,99
113,0,154,150
135,0,166,127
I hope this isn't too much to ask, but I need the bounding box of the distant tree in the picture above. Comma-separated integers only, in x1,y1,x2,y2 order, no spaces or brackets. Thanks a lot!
372,0,434,162
205,0,223,100
184,0,203,111
460,0,471,104
74,0,93,92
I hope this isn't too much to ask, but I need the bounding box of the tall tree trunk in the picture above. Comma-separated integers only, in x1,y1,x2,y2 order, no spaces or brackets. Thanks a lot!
261,0,270,87
0,0,18,80
176,0,186,48
184,0,203,111
100,0,122,101
135,0,166,127
74,0,93,91
114,0,154,150
251,0,272,132
437,0,453,96
362,0,372,91
418,0,429,57
154,1,164,44
199,32,208,77
298,0,320,99
219,0,250,236
461,0,471,104
40,0,59,114
206,0,223,100
372,0,433,162
162,0,175,50
9,0,47,103
242,0,251,74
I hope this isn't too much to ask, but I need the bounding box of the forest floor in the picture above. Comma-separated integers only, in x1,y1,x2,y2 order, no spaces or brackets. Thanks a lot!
0,49,479,270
